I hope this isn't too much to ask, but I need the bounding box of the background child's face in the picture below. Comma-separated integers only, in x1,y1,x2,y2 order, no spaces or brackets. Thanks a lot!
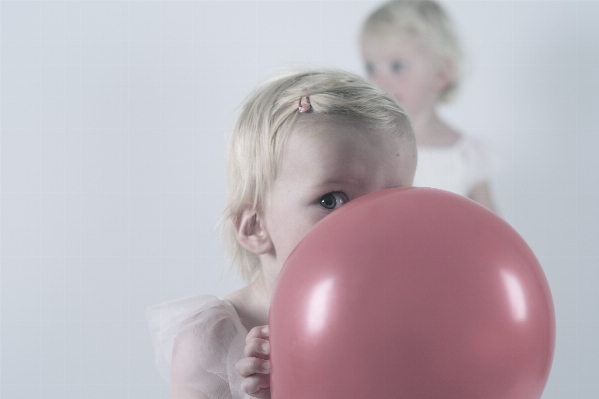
362,34,449,117
259,116,417,280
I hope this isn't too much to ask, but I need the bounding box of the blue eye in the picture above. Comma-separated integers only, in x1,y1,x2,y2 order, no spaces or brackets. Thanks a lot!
391,61,405,73
366,63,375,76
319,192,349,210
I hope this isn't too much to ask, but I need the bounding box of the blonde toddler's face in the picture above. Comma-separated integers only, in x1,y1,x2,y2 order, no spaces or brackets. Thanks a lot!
361,34,448,117
259,116,417,280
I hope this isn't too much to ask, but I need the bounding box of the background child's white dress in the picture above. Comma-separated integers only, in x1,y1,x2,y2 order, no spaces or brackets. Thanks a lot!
412,136,494,197
147,295,249,399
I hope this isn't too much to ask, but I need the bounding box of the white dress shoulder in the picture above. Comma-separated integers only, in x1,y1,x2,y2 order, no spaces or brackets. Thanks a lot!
412,136,495,197
147,295,249,399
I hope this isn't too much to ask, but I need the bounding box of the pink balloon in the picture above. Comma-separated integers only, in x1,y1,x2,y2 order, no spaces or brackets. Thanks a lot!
269,188,555,399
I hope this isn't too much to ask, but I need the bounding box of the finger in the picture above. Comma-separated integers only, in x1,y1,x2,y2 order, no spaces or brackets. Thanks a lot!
241,373,271,397
244,337,270,358
246,325,269,343
250,388,272,399
236,357,270,378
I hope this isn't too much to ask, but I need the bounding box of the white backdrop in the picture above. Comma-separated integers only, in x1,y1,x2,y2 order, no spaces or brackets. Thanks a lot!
1,1,598,398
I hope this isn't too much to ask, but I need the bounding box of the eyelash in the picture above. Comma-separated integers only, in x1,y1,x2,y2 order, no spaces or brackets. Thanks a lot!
366,63,375,75
318,192,349,211
391,61,405,73
365,62,405,76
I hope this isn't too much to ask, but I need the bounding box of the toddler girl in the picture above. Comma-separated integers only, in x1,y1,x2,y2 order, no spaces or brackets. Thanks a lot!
147,69,417,398
361,0,497,211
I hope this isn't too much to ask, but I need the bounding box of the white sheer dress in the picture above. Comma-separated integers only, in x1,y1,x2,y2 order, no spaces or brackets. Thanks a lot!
412,136,495,196
147,295,249,399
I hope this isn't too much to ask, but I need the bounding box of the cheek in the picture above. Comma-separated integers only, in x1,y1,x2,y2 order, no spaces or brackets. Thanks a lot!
289,216,315,245
279,213,322,261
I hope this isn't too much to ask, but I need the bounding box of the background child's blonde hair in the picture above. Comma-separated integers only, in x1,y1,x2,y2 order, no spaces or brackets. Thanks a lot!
223,69,414,282
361,0,463,102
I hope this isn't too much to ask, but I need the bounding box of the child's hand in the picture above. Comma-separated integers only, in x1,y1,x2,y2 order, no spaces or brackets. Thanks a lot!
236,325,271,399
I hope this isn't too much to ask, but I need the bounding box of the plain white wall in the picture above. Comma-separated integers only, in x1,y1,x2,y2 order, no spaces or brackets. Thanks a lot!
1,1,597,398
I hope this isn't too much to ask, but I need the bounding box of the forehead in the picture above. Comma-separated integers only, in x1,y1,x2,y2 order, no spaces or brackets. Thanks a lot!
275,115,414,187
362,33,430,59
287,115,396,156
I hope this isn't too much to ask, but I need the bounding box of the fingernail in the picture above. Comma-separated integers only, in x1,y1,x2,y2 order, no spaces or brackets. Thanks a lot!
262,326,269,335
263,360,270,372
262,342,270,354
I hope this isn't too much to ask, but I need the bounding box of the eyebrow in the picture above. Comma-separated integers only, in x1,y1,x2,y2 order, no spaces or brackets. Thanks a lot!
311,178,363,188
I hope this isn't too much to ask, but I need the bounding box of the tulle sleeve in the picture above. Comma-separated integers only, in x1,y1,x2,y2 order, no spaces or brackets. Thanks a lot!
463,137,500,188
147,295,249,399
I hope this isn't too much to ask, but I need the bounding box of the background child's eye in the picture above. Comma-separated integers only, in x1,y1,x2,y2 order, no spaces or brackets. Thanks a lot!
391,61,405,73
319,192,348,210
365,63,375,75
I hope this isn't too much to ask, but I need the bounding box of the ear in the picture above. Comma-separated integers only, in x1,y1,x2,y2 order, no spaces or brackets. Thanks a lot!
234,208,273,255
435,58,455,93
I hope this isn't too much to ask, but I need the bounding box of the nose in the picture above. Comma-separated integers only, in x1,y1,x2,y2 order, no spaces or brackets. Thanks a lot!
371,74,393,98
369,73,384,89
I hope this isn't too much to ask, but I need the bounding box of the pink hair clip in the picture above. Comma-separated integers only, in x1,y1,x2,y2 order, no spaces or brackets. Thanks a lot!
298,90,312,113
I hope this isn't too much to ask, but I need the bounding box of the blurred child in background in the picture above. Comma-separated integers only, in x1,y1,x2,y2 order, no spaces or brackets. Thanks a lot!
361,0,497,211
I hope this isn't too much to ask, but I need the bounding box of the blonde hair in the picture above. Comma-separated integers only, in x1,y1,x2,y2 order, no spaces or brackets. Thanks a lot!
361,0,463,102
222,69,414,282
